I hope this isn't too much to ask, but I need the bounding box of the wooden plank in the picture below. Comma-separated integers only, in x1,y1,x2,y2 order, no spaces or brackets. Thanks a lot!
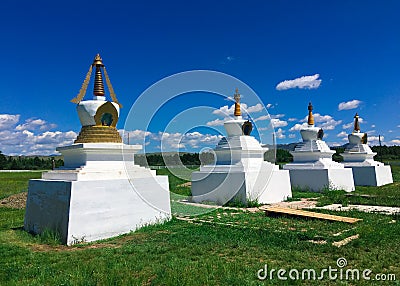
259,206,362,224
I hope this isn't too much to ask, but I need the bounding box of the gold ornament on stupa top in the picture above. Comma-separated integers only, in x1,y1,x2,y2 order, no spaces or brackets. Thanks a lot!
72,54,123,144
70,54,122,107
353,113,361,133
233,88,241,117
307,102,314,126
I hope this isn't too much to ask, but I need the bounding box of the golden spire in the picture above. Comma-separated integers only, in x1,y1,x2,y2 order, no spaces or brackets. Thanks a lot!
353,113,360,133
93,54,105,96
233,88,241,117
70,54,122,106
307,102,314,125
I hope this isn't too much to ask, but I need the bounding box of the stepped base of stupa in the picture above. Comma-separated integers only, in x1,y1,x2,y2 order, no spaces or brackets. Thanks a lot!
344,165,393,186
283,167,355,192
24,143,171,245
191,162,292,204
341,136,393,186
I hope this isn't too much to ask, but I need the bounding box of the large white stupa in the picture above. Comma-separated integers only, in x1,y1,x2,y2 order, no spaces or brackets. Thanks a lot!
24,54,171,245
342,113,393,186
191,89,292,205
283,103,355,192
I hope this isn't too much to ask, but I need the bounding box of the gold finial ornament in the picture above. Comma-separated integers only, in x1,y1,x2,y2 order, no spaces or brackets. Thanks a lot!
353,113,360,133
70,53,121,105
233,88,241,117
93,65,105,96
93,54,105,96
92,54,104,67
307,102,314,125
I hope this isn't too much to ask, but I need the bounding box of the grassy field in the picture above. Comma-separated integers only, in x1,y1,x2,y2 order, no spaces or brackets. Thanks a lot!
0,172,42,200
0,167,399,285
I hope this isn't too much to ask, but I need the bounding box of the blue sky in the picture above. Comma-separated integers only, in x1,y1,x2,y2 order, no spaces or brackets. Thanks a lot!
0,0,399,155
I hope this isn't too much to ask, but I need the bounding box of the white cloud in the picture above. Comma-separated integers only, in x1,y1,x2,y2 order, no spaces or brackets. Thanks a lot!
181,132,222,149
390,139,400,145
212,105,234,117
299,113,342,130
212,103,263,117
368,136,384,143
275,128,286,139
289,123,308,131
271,118,288,128
276,74,322,91
288,118,297,122
251,113,286,123
266,103,273,109
271,114,285,119
342,117,364,129
245,103,263,113
254,115,269,122
147,130,222,150
0,129,77,155
209,103,265,126
288,133,296,139
16,118,57,131
342,123,353,129
338,100,362,111
206,118,227,126
0,114,76,155
337,131,348,137
371,124,376,128
0,114,20,130
121,129,152,144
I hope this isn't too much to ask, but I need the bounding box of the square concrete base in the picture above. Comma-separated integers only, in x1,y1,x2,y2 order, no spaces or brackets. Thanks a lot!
287,168,355,192
191,164,292,205
24,177,170,245
346,165,393,186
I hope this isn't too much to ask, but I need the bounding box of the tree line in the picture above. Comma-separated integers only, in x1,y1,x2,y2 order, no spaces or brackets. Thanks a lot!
0,151,63,170
1,145,399,169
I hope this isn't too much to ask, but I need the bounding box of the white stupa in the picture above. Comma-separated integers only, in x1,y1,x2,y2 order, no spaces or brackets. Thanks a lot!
284,102,355,192
342,113,393,186
24,54,171,245
191,89,292,205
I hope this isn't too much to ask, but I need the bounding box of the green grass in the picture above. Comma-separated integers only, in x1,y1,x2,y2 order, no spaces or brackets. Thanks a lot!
0,172,42,199
0,168,399,285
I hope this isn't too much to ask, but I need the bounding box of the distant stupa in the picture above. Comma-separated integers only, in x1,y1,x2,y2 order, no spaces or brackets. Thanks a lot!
283,102,355,192
191,88,292,204
341,113,393,186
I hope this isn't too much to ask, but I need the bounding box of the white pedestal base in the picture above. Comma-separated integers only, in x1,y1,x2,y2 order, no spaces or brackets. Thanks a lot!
345,165,393,186
284,168,355,192
191,163,292,205
24,143,171,245
285,133,355,192
341,142,393,186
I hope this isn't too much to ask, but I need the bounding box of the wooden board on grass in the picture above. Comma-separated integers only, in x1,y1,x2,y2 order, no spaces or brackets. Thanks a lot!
259,206,362,224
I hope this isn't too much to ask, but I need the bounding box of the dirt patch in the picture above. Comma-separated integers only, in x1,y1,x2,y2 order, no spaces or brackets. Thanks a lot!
308,239,327,245
332,234,360,248
269,198,318,210
0,192,27,209
316,204,400,215
178,182,191,187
